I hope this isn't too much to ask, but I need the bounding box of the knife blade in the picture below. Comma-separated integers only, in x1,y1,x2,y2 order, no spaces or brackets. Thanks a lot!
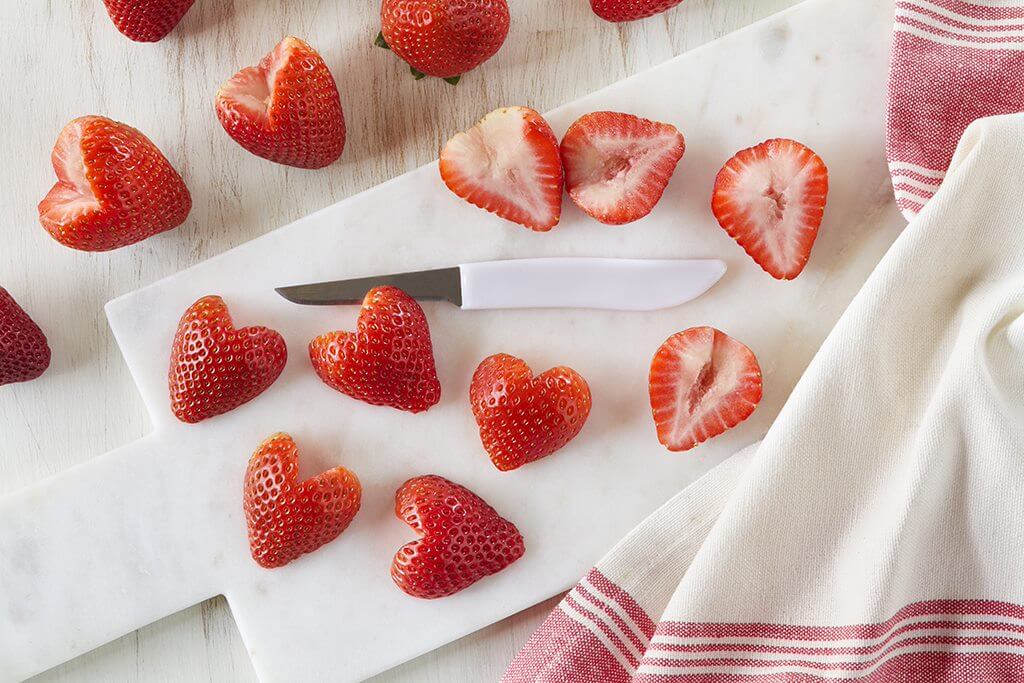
275,258,726,311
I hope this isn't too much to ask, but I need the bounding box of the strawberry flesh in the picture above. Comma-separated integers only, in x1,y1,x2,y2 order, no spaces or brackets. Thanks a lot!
38,116,191,252
0,288,51,387
649,327,762,452
712,138,829,280
309,286,441,413
391,475,525,599
561,111,685,225
216,36,346,169
168,296,287,424
244,433,362,569
440,107,563,231
101,0,195,42
470,353,591,471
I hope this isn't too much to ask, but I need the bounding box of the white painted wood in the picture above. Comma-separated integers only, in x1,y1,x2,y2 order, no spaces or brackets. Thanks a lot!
0,0,843,680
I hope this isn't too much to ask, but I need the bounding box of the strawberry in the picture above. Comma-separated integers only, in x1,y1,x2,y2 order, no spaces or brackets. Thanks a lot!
101,0,195,42
649,327,762,452
244,433,362,569
309,286,440,413
168,296,287,424
378,0,510,82
561,111,685,225
0,288,51,387
711,138,829,280
589,0,684,22
391,475,524,598
470,354,591,471
38,116,191,252
216,36,346,169
440,107,563,231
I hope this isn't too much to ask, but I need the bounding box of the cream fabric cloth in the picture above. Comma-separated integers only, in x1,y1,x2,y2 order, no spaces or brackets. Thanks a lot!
504,114,1024,682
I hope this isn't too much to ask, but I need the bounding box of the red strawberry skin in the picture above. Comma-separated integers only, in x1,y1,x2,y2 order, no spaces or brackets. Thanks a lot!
101,0,195,42
590,0,684,22
440,107,563,232
391,475,525,598
561,111,685,225
380,0,510,79
0,288,51,387
309,286,440,413
216,36,346,169
244,433,362,569
649,327,762,452
38,116,191,252
470,354,591,471
168,296,287,424
712,138,829,280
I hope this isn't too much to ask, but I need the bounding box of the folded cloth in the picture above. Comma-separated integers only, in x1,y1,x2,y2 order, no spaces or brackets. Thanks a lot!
504,113,1024,682
887,0,1024,219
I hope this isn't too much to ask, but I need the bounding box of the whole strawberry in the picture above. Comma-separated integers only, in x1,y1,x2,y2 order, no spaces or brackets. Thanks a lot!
245,433,362,569
0,288,51,387
101,0,195,42
38,116,192,252
309,286,441,413
217,36,346,169
391,475,524,598
168,296,287,424
378,0,510,82
470,354,591,471
590,0,684,22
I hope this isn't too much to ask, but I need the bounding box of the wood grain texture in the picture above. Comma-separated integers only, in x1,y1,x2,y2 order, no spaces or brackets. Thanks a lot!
0,0,800,680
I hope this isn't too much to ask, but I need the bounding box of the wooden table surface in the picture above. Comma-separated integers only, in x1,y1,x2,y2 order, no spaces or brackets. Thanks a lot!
0,1,800,680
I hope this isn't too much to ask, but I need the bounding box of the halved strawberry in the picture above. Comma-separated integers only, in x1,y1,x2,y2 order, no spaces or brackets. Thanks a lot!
0,288,51,387
589,0,684,22
561,111,685,225
391,475,525,598
244,433,362,569
38,116,191,252
168,296,287,424
101,0,195,42
470,353,591,471
440,107,563,232
649,327,762,452
711,138,829,280
216,36,346,169
309,286,441,413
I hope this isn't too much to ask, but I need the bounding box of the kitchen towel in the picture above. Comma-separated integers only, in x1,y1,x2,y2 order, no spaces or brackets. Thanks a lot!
503,112,1024,682
887,0,1024,219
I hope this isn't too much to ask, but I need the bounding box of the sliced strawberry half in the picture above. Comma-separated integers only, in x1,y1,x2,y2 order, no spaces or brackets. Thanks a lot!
711,138,829,280
649,327,762,452
216,36,346,169
560,111,685,225
440,107,563,232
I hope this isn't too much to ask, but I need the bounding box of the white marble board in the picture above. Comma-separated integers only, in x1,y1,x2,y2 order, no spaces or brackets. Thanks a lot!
0,0,903,680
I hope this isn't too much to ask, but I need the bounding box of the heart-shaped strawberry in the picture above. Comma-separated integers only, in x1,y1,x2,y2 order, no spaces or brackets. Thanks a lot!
391,475,524,599
244,433,362,569
168,296,287,424
470,353,592,471
309,286,441,413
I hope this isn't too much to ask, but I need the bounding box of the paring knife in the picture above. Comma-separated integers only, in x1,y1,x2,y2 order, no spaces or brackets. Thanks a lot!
275,258,726,311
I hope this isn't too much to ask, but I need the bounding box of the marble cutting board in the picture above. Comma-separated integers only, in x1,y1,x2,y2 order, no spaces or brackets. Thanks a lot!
0,0,904,680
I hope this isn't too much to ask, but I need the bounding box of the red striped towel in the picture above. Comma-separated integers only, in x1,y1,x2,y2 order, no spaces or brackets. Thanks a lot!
888,0,1024,217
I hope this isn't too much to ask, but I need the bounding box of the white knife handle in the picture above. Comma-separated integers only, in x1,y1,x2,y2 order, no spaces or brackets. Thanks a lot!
458,258,726,311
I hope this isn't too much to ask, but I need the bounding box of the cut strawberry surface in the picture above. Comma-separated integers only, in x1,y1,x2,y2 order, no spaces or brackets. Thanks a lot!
391,475,525,599
38,116,191,252
440,107,563,232
649,327,762,452
561,111,685,225
216,36,346,169
712,138,829,280
244,433,362,569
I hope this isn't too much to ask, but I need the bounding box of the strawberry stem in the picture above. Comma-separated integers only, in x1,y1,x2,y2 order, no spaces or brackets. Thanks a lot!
410,65,426,80
374,31,390,49
443,75,462,86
